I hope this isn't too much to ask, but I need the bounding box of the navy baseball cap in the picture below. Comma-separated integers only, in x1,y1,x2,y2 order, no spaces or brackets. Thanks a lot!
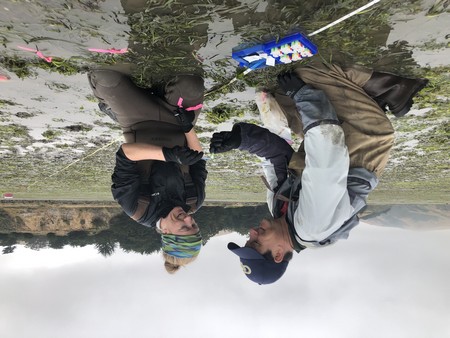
228,242,288,285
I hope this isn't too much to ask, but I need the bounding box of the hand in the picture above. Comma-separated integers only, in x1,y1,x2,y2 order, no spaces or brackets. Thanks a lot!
173,107,195,133
277,72,306,98
209,125,241,154
162,146,203,165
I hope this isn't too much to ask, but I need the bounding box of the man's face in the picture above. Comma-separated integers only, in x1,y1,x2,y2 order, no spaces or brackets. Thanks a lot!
245,218,279,255
160,206,199,236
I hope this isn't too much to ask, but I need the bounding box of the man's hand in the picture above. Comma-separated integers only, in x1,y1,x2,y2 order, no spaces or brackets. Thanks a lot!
173,107,195,133
277,72,306,98
162,146,203,165
209,125,241,154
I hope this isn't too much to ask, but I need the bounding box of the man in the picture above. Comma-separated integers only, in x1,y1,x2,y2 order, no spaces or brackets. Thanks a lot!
210,62,428,284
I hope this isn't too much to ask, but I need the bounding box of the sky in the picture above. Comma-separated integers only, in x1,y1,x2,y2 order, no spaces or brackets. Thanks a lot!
1,222,450,338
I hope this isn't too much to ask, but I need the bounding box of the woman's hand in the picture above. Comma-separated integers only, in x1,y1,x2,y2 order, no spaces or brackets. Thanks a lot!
162,146,203,165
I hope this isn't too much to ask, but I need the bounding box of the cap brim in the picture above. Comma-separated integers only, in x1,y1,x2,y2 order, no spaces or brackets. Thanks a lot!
227,242,265,260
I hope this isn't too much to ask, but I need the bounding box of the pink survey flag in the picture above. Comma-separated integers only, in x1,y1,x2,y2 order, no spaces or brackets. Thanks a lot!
177,97,203,111
17,45,53,63
88,48,128,54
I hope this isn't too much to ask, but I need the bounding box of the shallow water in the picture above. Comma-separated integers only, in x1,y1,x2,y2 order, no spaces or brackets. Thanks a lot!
1,0,449,201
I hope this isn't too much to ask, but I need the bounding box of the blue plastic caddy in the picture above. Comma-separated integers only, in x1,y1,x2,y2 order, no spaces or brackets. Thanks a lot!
232,32,318,70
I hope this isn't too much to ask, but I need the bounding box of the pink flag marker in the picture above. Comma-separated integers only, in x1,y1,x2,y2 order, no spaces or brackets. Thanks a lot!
88,48,128,54
17,45,53,63
177,97,203,111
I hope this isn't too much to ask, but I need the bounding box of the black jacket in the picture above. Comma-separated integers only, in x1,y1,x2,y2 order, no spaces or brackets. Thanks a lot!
111,147,207,227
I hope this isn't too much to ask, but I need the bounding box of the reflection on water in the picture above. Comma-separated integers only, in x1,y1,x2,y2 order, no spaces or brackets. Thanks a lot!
2,202,449,257
0,202,270,256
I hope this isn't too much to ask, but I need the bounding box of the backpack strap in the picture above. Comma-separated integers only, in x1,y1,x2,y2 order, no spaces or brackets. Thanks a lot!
131,196,151,221
260,175,291,202
183,169,198,213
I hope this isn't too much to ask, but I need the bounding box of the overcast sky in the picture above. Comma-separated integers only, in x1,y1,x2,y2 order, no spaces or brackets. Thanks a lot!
1,222,449,338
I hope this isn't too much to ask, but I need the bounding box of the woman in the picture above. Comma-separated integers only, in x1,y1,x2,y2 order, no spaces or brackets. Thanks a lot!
88,70,207,273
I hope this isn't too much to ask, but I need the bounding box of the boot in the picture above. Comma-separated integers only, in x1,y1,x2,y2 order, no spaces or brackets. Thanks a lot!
362,72,428,117
98,102,118,122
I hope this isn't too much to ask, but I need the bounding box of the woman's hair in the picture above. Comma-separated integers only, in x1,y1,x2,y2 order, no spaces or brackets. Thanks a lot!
159,228,202,274
162,252,198,274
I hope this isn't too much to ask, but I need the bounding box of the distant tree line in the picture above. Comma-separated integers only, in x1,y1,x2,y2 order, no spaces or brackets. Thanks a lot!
0,205,270,256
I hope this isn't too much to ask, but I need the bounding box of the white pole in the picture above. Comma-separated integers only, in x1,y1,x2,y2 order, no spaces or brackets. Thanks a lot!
205,0,382,96
308,0,381,37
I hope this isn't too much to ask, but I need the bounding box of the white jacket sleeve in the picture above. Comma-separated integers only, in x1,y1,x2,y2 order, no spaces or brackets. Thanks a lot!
262,159,277,216
294,124,354,241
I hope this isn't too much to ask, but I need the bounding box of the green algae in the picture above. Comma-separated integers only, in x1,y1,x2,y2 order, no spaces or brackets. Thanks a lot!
0,0,449,202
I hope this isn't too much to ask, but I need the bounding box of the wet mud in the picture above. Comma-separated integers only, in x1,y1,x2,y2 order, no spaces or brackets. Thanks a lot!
0,0,449,202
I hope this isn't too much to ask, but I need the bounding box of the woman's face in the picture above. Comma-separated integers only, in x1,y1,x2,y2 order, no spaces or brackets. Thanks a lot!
160,206,199,235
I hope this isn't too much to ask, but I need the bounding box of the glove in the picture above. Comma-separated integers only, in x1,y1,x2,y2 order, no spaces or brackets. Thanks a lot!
209,125,241,154
277,72,306,98
173,107,195,133
162,146,203,165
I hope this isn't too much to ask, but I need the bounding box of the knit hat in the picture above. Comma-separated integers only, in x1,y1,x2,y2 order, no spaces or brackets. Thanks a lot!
161,232,202,258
